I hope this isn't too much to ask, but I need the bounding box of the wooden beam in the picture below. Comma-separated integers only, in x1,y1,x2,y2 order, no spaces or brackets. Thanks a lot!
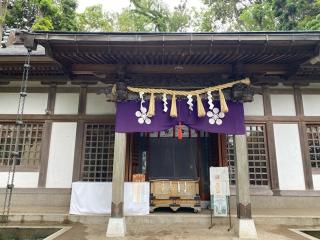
71,64,290,75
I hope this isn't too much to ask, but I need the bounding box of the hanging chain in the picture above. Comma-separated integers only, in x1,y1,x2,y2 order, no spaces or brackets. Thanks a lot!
1,48,32,223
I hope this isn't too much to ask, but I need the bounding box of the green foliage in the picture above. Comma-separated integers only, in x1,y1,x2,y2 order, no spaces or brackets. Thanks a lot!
116,8,153,32
300,13,320,30
4,0,78,31
237,0,320,31
32,16,53,30
0,0,9,25
59,0,78,31
77,0,191,32
130,0,170,31
200,0,249,31
130,0,191,32
2,0,320,32
167,0,191,32
238,1,276,31
77,4,113,31
5,0,37,30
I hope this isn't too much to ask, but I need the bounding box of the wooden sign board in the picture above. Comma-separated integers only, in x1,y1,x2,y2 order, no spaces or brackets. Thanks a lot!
209,167,230,217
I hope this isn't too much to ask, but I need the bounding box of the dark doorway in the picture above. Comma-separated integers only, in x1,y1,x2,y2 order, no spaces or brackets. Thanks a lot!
148,137,198,180
128,127,220,200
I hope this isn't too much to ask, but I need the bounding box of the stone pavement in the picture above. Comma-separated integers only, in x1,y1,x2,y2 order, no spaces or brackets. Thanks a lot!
3,207,320,239
52,223,312,240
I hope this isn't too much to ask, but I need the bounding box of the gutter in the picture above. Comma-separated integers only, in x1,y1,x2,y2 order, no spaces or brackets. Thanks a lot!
16,30,320,50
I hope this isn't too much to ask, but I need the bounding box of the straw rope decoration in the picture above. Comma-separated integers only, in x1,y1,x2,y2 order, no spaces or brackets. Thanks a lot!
127,78,250,118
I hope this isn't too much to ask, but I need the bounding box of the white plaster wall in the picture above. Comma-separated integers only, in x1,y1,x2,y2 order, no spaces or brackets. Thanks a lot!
269,84,293,89
313,174,320,190
6,81,46,88
301,83,320,89
46,122,77,188
0,172,39,188
54,93,79,114
273,124,305,190
0,93,48,114
86,93,116,114
270,94,296,116
302,94,320,116
244,94,264,116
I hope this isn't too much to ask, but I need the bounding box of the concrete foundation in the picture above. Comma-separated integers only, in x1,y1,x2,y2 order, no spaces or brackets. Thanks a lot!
235,218,258,239
106,217,126,238
2,189,320,211
1,189,320,210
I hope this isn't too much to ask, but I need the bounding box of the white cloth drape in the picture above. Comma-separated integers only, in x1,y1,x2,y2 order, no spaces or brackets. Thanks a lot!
69,182,149,215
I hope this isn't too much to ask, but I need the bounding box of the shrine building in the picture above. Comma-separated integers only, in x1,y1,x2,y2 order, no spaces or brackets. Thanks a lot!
0,31,320,238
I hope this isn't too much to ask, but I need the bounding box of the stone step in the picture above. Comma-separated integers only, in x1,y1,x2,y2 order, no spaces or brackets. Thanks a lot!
5,213,320,226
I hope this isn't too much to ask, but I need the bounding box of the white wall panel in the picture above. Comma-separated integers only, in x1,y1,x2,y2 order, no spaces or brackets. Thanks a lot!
270,94,296,116
274,124,305,190
313,174,320,190
0,93,48,114
0,172,39,188
302,94,320,116
243,94,264,116
301,83,320,89
46,122,77,188
54,93,79,114
86,93,115,114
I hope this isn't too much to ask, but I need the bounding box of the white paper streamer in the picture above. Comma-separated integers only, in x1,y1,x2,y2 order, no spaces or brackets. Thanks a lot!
187,94,194,111
139,92,145,110
207,91,214,110
162,93,168,112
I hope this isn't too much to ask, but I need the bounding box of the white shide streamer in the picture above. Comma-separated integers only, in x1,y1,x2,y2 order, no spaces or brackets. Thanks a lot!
187,94,193,111
162,93,168,112
139,92,145,111
207,91,214,110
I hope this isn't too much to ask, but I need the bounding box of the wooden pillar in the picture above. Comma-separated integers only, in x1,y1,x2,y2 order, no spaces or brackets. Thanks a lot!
294,86,314,190
38,85,56,187
111,132,126,218
263,86,280,192
234,134,257,239
106,132,127,237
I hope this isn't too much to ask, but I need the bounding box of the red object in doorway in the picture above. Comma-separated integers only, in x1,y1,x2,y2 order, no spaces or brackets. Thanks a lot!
177,122,183,140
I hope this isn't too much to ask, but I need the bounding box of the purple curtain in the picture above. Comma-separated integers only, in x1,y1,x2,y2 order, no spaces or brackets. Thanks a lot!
115,99,245,134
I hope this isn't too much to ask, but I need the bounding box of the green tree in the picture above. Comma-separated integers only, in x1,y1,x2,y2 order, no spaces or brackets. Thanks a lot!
0,0,12,40
271,0,320,30
4,0,78,31
130,0,169,31
238,1,276,31
237,0,320,31
199,0,251,31
77,4,113,31
57,0,78,31
116,8,153,32
130,0,191,32
300,13,320,30
167,0,191,32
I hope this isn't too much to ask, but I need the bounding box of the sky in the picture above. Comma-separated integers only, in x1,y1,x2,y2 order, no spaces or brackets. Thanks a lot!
77,0,204,12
